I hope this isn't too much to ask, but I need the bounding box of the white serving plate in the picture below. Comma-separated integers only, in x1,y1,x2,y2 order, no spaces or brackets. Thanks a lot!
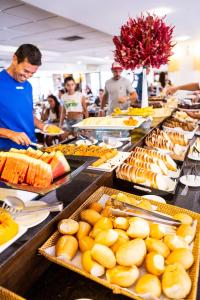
88,151,131,172
188,153,200,161
0,225,27,254
163,125,198,139
180,175,200,187
41,130,64,136
0,188,38,203
99,141,123,149
75,139,98,146
142,194,166,203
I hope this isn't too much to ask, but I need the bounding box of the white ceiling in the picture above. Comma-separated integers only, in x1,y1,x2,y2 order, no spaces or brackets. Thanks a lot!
1,0,200,71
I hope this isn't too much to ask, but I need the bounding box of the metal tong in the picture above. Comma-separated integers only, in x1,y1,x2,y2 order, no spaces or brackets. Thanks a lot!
109,197,181,226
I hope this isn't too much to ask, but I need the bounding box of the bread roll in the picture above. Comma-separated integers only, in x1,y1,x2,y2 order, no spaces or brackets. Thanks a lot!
113,217,129,230
127,217,150,239
91,244,116,269
106,265,139,288
176,224,195,244
56,235,78,260
88,202,103,213
89,216,113,238
135,274,161,298
150,223,166,239
166,248,194,270
82,250,105,277
111,229,129,253
95,229,118,247
162,263,192,299
174,213,193,225
79,236,95,252
80,209,101,225
116,238,146,267
145,238,170,258
57,219,79,235
164,234,188,250
145,252,165,276
76,221,91,240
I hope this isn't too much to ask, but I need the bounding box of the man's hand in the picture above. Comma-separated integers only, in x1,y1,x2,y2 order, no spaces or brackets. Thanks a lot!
7,131,31,146
118,96,128,104
166,86,178,96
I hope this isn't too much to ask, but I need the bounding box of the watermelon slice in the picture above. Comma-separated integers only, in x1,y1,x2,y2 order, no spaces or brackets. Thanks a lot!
50,151,70,179
0,152,7,174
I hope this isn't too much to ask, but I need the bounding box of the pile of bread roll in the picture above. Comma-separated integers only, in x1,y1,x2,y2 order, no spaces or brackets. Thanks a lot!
145,128,188,154
55,198,196,299
116,147,177,191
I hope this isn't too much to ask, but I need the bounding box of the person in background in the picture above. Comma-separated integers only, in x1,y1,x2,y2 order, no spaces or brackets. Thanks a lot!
85,85,93,97
41,94,66,125
58,89,65,103
62,76,88,133
0,44,47,150
100,62,138,115
167,81,200,119
95,89,104,107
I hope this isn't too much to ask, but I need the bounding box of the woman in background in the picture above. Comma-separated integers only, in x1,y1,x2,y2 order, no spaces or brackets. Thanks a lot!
62,76,88,133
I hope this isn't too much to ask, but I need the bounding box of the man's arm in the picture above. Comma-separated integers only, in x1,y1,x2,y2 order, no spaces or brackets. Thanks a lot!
82,96,89,118
0,128,31,145
167,83,200,95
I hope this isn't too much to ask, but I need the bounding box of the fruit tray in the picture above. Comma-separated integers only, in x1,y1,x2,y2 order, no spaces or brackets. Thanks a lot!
0,156,95,195
39,186,200,300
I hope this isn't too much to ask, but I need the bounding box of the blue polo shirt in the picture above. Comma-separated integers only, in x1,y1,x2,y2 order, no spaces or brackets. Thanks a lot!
0,69,36,150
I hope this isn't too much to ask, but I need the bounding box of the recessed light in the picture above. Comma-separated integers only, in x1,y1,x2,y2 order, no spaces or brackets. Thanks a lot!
175,35,191,42
77,61,82,65
148,7,173,16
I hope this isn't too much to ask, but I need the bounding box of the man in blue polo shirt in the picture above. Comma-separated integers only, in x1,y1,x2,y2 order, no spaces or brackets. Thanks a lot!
0,44,45,150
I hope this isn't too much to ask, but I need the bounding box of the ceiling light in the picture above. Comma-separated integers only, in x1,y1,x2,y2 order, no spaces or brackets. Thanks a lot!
104,56,110,60
77,61,82,65
148,7,173,17
175,35,191,42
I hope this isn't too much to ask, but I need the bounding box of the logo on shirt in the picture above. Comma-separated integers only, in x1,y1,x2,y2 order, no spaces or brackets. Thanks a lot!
16,86,24,89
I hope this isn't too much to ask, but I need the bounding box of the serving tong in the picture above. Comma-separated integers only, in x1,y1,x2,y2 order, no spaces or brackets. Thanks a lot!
108,197,181,226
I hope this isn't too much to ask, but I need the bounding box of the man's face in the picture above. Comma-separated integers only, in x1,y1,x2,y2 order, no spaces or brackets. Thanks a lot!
12,55,39,82
112,68,122,80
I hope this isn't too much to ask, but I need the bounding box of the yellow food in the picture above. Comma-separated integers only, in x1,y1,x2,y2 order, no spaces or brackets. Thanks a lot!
113,217,129,230
57,219,79,235
80,209,101,225
56,235,78,260
0,211,19,245
135,274,161,298
127,217,150,239
95,229,118,247
164,234,188,250
149,223,166,239
145,238,170,258
106,265,139,288
174,213,193,225
111,229,129,253
76,221,91,240
45,124,62,134
112,106,153,117
91,244,116,269
166,248,194,270
88,202,103,213
116,238,146,267
89,216,113,238
176,224,195,244
137,199,153,211
123,117,138,126
79,236,95,252
100,206,112,217
145,252,165,276
81,250,105,277
162,263,192,299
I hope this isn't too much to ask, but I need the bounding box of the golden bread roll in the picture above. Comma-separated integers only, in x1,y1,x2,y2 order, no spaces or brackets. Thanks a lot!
145,238,170,258
162,263,192,299
56,235,78,260
116,238,146,267
135,273,161,298
79,236,95,252
127,217,150,239
100,206,112,217
111,229,129,253
145,252,165,276
89,217,113,238
176,224,195,244
164,234,188,250
106,265,139,288
113,217,129,230
76,221,91,240
174,213,193,225
166,248,194,270
57,219,79,235
149,223,166,239
81,250,105,277
95,229,118,247
80,209,101,225
91,244,116,269
88,202,103,213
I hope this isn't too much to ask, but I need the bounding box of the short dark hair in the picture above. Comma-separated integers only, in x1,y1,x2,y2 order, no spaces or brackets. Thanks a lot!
64,76,75,85
59,89,65,95
99,88,104,92
15,44,42,66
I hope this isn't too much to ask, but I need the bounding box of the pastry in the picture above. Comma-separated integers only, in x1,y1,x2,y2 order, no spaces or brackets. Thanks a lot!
95,229,118,247
80,209,101,225
145,252,165,276
145,238,170,258
91,244,116,269
106,265,139,287
56,235,78,260
135,274,161,298
81,250,105,277
57,219,79,235
79,236,95,252
127,217,150,239
76,221,91,240
166,248,194,270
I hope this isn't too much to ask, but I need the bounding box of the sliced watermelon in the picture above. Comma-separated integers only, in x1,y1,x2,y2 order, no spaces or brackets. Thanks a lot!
0,152,7,174
50,151,70,179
